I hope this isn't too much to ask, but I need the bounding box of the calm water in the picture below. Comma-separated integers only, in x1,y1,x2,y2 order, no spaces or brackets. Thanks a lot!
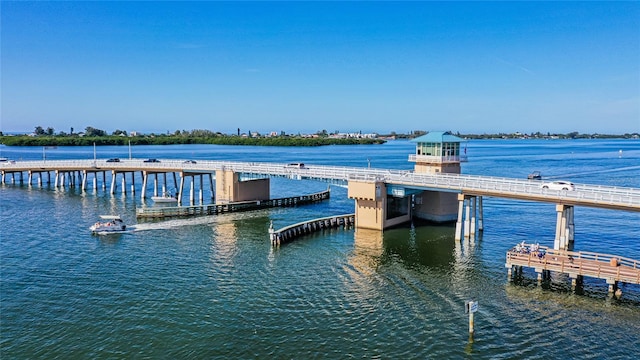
1,139,639,359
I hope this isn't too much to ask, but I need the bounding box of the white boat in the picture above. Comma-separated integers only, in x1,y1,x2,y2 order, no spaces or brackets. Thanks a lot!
151,193,178,203
90,215,127,234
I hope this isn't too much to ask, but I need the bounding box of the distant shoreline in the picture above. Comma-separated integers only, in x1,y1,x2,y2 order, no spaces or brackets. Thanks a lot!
1,131,638,147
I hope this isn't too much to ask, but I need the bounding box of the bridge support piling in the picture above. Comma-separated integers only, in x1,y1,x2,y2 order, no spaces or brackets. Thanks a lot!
178,172,185,206
141,172,148,200
199,174,204,205
190,176,195,206
463,197,471,239
470,196,477,237
153,174,158,197
209,174,215,201
455,194,465,240
554,204,575,250
82,171,87,191
110,171,116,195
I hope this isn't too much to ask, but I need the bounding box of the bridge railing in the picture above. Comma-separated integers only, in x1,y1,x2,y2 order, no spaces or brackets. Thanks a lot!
3,159,640,207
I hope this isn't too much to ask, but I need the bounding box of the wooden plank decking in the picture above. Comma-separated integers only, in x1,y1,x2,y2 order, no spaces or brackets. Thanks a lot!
506,243,640,285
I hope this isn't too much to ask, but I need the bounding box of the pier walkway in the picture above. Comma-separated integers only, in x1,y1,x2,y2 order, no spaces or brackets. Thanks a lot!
506,243,640,292
137,189,330,219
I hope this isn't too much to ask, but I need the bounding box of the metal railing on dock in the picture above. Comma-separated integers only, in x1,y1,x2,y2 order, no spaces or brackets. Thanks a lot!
269,213,355,246
136,189,330,219
506,243,640,286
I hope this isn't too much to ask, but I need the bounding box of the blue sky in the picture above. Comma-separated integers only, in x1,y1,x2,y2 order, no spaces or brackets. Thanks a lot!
1,1,639,135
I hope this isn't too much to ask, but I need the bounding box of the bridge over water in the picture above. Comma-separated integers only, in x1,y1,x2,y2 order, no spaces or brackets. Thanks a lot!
3,157,640,294
3,158,639,243
3,159,639,211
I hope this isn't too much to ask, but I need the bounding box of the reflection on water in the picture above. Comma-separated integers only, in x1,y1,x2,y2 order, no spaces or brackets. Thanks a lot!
350,228,384,276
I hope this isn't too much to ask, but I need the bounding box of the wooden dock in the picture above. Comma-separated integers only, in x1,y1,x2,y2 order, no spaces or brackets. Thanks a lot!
506,243,640,293
136,189,330,219
269,213,355,246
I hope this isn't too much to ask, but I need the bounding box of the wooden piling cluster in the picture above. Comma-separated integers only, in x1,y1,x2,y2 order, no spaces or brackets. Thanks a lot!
506,243,640,295
136,189,330,219
269,213,355,246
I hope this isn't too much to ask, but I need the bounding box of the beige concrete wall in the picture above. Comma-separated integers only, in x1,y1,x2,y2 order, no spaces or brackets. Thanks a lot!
349,180,411,230
413,190,458,223
348,181,381,201
215,170,237,203
215,170,270,203
354,198,384,230
350,181,384,230
414,163,461,174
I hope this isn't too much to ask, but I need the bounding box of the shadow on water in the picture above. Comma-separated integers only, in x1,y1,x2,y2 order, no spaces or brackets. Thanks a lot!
379,222,457,270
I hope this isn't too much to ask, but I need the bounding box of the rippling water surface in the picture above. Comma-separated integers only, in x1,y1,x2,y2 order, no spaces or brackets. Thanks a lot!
1,139,639,358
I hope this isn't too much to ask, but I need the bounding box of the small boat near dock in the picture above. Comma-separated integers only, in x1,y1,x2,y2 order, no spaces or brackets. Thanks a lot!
151,193,178,204
90,215,127,234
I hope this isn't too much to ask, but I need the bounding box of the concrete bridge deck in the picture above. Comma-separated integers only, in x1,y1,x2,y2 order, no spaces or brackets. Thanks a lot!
3,158,639,211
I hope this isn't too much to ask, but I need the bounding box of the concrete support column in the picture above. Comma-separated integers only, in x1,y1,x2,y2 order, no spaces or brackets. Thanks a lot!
121,172,126,195
141,171,148,200
131,172,136,194
209,174,215,201
554,204,574,250
82,170,88,191
102,171,107,190
93,174,97,192
477,196,484,231
199,174,204,204
162,173,167,196
54,170,60,188
28,171,33,186
110,171,117,195
153,174,158,197
178,172,185,206
567,206,575,251
190,176,195,205
470,196,477,236
463,197,471,239
38,172,43,187
455,194,465,241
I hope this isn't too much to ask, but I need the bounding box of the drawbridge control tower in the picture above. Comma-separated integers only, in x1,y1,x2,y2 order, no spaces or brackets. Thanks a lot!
409,131,467,222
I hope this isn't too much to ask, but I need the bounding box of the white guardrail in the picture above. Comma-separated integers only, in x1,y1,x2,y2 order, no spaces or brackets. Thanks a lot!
3,159,640,208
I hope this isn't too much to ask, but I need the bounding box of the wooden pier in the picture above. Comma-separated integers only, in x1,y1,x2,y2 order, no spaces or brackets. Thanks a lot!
136,189,330,219
506,243,640,294
269,213,355,246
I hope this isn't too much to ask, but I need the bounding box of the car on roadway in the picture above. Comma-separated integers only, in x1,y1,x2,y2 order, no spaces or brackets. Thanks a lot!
183,160,197,164
106,158,120,163
144,158,160,163
540,181,575,191
285,163,305,169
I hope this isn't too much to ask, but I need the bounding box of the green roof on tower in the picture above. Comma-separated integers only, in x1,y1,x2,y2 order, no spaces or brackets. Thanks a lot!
410,131,464,143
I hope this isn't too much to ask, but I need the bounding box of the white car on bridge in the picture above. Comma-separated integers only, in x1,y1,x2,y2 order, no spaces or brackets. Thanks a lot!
541,181,575,191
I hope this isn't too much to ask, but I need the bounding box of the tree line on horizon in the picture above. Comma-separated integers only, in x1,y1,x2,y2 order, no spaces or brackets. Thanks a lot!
0,126,637,147
0,126,386,147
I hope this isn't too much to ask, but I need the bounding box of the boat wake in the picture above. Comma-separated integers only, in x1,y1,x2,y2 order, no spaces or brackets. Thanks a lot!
127,216,219,232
